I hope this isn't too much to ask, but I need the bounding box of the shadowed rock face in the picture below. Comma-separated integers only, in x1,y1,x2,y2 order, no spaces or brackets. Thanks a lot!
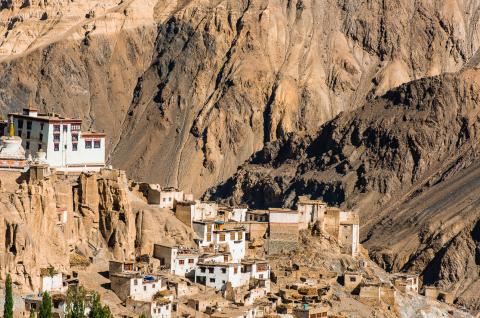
2,0,480,196
206,69,480,310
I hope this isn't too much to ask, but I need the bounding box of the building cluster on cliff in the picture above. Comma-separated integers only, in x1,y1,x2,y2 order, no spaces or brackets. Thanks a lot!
0,108,457,317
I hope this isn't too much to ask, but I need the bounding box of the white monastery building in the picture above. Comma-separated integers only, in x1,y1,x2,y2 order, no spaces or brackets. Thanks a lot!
7,106,105,172
153,244,199,277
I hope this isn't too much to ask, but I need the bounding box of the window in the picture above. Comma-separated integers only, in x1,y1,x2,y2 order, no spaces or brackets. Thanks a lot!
54,143,59,151
63,125,68,132
18,130,22,136
72,134,79,142
234,267,238,274
221,268,226,274
71,124,81,131
169,197,172,201
54,125,60,132
27,121,32,130
206,233,211,241
72,143,78,151
39,133,43,141
200,267,206,273
134,280,138,285
179,260,184,265
230,232,235,240
94,140,101,148
152,284,155,289
208,268,214,273
350,277,356,282
219,234,225,241
163,198,166,202
40,123,44,130
209,278,215,283
188,259,194,264
26,131,30,139
53,134,60,142
26,141,30,150
38,144,42,151
85,140,92,149
143,286,146,291
18,120,23,129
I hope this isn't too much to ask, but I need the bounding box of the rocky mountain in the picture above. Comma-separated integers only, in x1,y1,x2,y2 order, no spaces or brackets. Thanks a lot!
206,68,480,310
2,0,480,196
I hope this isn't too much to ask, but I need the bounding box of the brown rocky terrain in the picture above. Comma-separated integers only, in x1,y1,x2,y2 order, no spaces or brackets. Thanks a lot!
206,68,480,311
0,168,194,296
2,0,480,197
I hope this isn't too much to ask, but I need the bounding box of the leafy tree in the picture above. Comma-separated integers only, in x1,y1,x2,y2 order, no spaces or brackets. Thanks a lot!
39,292,53,318
29,308,36,318
4,273,13,318
65,286,86,318
139,314,147,318
89,292,112,318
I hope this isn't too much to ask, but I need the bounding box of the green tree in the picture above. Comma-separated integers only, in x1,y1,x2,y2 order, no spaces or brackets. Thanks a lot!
89,292,111,318
39,292,53,318
65,286,86,318
139,314,147,318
4,273,13,318
29,308,36,318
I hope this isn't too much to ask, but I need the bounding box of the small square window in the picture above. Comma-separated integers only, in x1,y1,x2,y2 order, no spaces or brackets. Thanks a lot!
38,144,42,151
188,259,194,264
54,143,59,151
85,140,92,149
27,121,32,130
208,268,214,274
63,125,68,132
26,141,30,150
40,123,44,130
18,120,24,129
18,130,22,136
54,125,60,132
72,143,78,151
26,131,31,139
209,278,215,283
179,260,184,265
221,268,226,274
39,133,43,140
94,140,101,148
143,286,146,291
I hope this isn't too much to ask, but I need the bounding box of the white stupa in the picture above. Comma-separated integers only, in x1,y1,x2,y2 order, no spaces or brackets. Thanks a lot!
0,115,27,170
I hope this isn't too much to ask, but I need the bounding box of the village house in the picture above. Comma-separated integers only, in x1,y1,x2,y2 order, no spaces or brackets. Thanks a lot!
358,283,396,307
246,210,269,222
323,208,360,256
126,290,174,318
109,260,138,275
292,304,329,318
424,286,454,304
228,206,248,223
186,294,229,313
296,196,327,230
209,305,258,318
40,267,67,293
153,244,199,277
267,208,300,255
165,276,200,298
8,105,105,172
195,262,246,291
175,200,218,227
147,185,190,209
25,293,68,318
343,271,363,293
193,221,246,262
110,272,167,302
392,273,419,294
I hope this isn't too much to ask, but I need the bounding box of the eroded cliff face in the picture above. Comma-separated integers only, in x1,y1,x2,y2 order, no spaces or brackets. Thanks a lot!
206,69,480,310
0,169,194,292
2,0,480,196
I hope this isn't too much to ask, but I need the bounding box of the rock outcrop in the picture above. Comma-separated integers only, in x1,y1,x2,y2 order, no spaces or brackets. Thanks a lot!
2,0,480,196
0,168,194,292
206,68,480,310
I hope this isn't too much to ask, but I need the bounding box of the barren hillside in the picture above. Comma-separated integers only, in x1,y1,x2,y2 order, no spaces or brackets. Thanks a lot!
206,68,480,310
2,0,480,195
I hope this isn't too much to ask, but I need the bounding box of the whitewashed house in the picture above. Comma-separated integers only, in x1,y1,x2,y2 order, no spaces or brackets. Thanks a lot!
127,291,174,318
110,273,166,302
40,268,66,293
195,262,245,291
153,244,199,277
8,107,105,172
